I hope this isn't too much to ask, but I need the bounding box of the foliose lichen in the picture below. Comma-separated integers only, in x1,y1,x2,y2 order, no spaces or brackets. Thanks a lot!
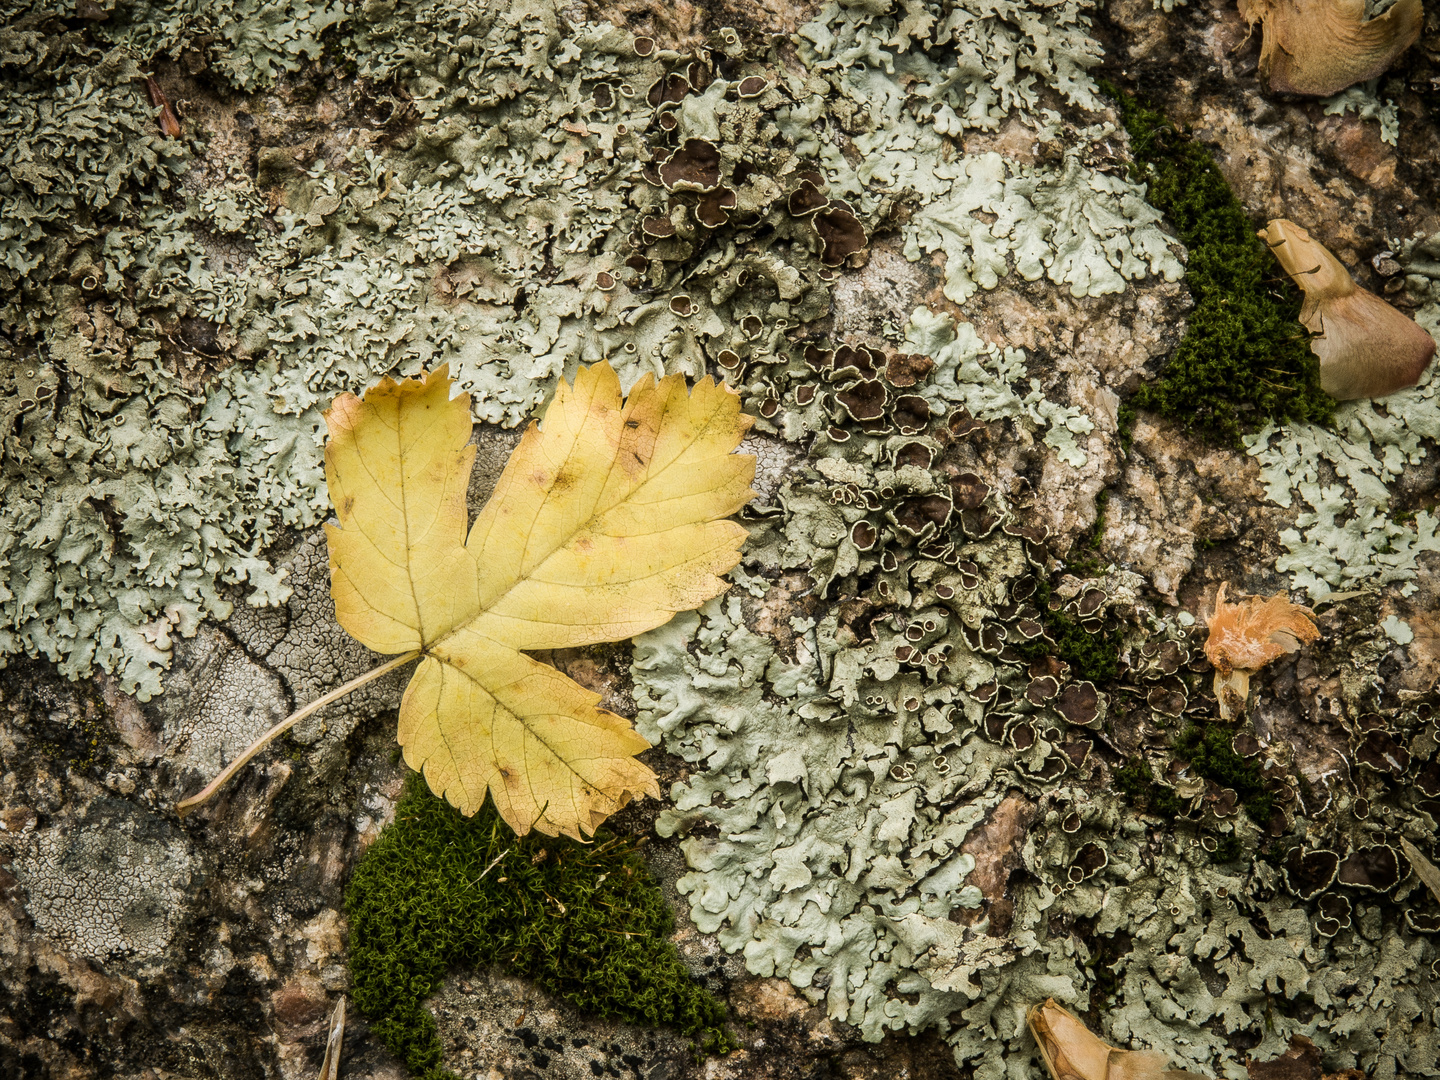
630,282,1425,1076
1322,80,1401,147
0,0,1187,700
796,5,1183,304
637,483,1440,1080
10,2,1440,1078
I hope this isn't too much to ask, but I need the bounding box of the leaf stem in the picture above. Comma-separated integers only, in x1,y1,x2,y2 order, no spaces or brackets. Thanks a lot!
175,649,422,818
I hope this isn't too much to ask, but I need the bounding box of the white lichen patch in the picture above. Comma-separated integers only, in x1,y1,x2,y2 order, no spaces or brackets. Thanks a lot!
222,532,412,743
796,5,1184,302
1242,249,1440,601
13,802,195,961
1,0,1181,700
153,625,290,777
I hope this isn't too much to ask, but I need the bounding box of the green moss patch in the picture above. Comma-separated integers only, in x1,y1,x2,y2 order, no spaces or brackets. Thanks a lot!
1172,722,1274,825
1015,578,1122,683
1113,756,1185,818
1104,81,1333,444
345,776,733,1080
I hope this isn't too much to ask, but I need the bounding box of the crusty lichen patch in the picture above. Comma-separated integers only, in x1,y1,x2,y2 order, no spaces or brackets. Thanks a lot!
12,799,195,962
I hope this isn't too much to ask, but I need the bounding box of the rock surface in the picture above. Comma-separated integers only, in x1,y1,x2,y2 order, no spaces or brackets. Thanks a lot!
4,0,1440,1078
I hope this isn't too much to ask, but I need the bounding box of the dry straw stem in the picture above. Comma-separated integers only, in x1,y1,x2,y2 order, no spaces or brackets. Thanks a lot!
1400,837,1440,902
178,363,755,839
1027,999,1209,1080
175,650,420,817
320,997,345,1080
1260,219,1436,400
1238,0,1423,96
1204,582,1319,720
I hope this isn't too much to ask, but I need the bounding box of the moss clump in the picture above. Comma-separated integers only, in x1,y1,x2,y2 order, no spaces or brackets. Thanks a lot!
1113,756,1185,817
1016,578,1122,683
1102,81,1333,444
1065,490,1111,578
1116,402,1136,458
346,776,734,1080
1172,723,1273,825
1208,833,1244,864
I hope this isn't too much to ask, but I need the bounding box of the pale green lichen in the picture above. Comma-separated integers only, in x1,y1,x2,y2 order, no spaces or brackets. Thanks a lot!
796,5,1183,303
8,2,1440,1078
902,134,1184,302
632,360,1115,1057
1381,614,1414,643
631,280,1391,1075
92,0,347,93
903,305,1097,466
1322,81,1401,147
0,0,1182,696
635,428,1440,1080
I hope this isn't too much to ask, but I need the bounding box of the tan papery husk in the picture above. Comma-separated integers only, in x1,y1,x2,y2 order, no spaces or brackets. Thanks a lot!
1238,0,1423,96
1027,999,1212,1080
1260,219,1436,400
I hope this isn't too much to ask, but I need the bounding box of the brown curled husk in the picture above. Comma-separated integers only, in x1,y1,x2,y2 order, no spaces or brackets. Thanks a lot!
1259,219,1436,400
145,75,182,138
1238,0,1423,96
1027,999,1210,1080
1204,582,1319,719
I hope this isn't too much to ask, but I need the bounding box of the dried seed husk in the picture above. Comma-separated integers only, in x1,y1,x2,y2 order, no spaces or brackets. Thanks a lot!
1260,219,1435,400
1401,837,1440,904
1204,581,1319,719
1239,0,1423,96
1027,999,1209,1080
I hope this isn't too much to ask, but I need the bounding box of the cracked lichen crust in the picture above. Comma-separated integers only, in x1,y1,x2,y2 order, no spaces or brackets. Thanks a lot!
12,798,196,961
1243,245,1440,601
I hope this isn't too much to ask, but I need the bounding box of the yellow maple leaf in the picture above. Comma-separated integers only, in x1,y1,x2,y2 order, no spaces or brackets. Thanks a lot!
179,362,755,839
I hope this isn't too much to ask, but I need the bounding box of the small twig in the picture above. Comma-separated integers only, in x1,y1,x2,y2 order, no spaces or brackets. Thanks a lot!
465,849,510,890
176,650,421,817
